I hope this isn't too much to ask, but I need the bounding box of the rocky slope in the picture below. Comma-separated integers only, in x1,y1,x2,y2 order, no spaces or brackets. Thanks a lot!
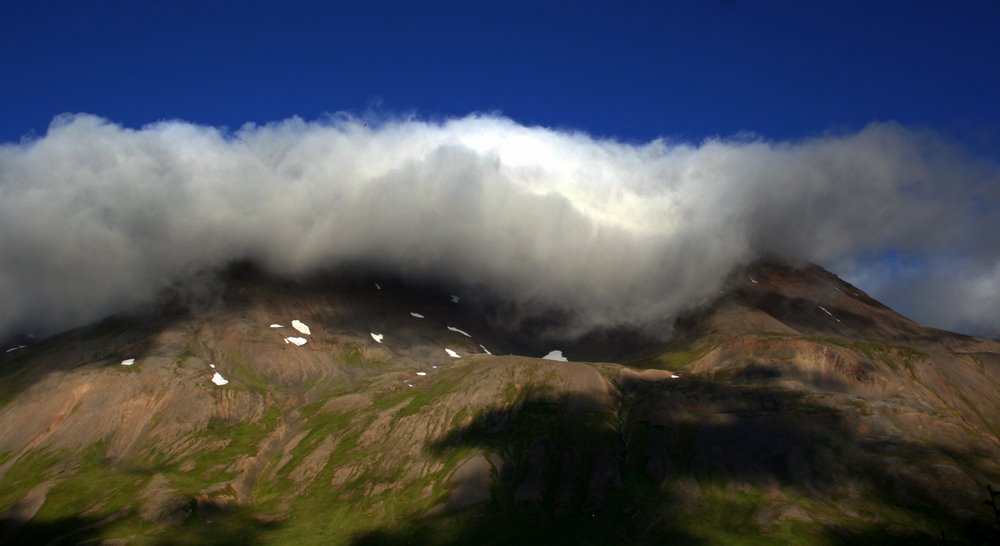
0,261,999,545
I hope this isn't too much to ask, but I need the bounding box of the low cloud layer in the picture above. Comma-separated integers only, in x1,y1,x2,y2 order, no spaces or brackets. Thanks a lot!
0,113,997,340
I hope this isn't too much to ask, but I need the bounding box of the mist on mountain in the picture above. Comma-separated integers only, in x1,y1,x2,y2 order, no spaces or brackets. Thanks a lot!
0,113,997,340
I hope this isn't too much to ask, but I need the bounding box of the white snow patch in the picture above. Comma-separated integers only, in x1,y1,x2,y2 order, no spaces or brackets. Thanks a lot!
833,286,844,293
542,350,568,362
285,336,308,346
210,364,215,368
406,383,413,388
6,345,27,353
269,324,284,328
211,372,229,386
445,348,461,358
410,312,425,318
370,333,384,343
479,344,492,355
447,326,472,337
291,320,311,335
375,283,382,290
818,306,842,323
450,295,460,303
749,277,759,284
432,365,438,369
671,374,680,379
416,372,427,376
120,358,135,366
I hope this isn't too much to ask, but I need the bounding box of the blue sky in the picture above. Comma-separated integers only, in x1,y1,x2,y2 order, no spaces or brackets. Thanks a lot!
0,1,998,338
2,1,999,145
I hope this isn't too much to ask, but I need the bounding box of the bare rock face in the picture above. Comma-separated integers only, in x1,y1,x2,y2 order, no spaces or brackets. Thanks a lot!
0,480,56,542
138,474,190,526
435,452,493,513
0,262,998,544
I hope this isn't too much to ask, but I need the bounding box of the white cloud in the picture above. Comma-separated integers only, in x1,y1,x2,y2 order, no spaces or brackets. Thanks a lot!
0,113,996,339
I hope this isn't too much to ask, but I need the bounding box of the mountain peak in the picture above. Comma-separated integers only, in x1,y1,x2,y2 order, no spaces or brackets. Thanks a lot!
1,262,998,544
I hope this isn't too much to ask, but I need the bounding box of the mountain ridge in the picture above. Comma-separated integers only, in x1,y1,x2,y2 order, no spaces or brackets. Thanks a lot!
1,259,998,544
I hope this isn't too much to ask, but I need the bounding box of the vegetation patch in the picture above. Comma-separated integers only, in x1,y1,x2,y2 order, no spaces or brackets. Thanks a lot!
807,336,925,378
629,342,714,371
0,450,63,512
223,349,272,393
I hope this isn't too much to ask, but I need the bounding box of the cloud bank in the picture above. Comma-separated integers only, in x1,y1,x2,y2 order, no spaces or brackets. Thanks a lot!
0,113,997,340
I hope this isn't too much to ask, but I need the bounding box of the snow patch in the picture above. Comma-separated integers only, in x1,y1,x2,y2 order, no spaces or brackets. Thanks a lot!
210,364,215,368
542,350,568,362
670,374,680,379
370,333,384,343
285,336,308,346
416,372,427,376
833,286,843,293
269,324,284,328
291,320,311,335
749,277,759,284
6,345,27,353
410,312,425,318
445,348,461,358
817,306,842,323
120,358,135,366
479,344,492,355
447,326,471,337
450,295,460,303
211,372,229,386
375,283,381,290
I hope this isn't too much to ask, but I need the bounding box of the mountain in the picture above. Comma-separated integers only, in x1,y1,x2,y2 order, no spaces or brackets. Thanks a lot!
1,261,999,545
